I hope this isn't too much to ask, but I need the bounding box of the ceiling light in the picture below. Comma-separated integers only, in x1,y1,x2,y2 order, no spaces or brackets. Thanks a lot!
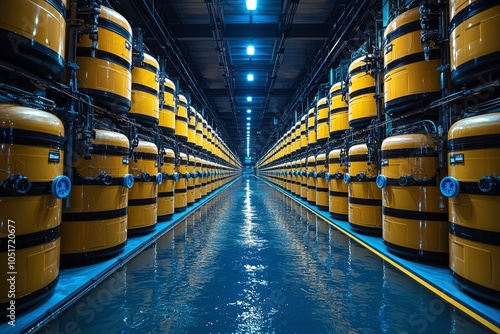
246,45,255,56
247,126,250,130
247,109,251,113
247,96,252,102
246,0,257,10
247,73,254,81
247,123,250,126
247,117,251,120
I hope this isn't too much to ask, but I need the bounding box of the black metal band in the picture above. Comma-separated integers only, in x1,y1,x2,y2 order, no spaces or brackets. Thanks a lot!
348,197,382,206
317,118,329,125
62,207,127,222
158,191,174,197
135,152,158,161
330,106,348,115
132,83,158,97
0,226,60,251
0,128,65,150
383,206,448,221
459,181,500,196
449,0,498,31
382,148,437,159
385,50,441,73
98,17,132,42
329,190,348,197
384,20,421,45
0,181,52,197
76,47,131,71
92,144,129,156
450,222,500,246
448,134,500,152
349,154,368,162
135,61,158,75
129,197,157,206
349,86,376,100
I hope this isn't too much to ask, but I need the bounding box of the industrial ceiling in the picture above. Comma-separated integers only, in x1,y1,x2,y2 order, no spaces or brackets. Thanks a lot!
108,0,380,164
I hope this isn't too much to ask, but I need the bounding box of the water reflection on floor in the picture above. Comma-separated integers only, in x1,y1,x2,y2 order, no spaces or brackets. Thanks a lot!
40,177,492,333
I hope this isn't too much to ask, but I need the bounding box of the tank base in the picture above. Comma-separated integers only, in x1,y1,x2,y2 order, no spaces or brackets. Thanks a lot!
307,200,316,205
317,205,329,212
350,223,382,236
384,241,448,264
158,213,173,222
175,206,187,213
187,202,194,207
0,276,59,317
128,224,156,237
451,270,500,306
330,212,348,221
61,242,126,267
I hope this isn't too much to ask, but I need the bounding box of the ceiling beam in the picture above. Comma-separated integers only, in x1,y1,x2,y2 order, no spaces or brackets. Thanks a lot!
206,88,296,97
168,24,329,40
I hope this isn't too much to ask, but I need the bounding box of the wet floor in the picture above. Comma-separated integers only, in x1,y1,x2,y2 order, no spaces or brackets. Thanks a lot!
39,176,492,333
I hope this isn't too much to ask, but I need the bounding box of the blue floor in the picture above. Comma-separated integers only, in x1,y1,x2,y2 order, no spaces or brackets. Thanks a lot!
26,176,500,333
0,179,238,334
0,178,500,333
260,177,500,333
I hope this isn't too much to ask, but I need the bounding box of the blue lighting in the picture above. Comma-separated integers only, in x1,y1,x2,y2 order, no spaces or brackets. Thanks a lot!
247,96,252,102
247,45,255,56
247,73,254,81
246,0,257,10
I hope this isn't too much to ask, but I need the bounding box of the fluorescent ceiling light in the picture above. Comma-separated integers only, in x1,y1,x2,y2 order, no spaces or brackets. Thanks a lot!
247,109,251,113
246,0,257,10
247,123,250,126
247,96,252,102
246,45,255,55
247,73,254,81
247,117,251,120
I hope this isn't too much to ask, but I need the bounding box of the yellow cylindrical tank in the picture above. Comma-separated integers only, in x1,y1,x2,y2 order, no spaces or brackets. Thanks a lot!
195,112,203,150
174,152,188,212
159,78,176,135
307,107,317,147
128,141,160,235
175,94,188,142
329,149,348,220
62,129,131,264
300,158,308,200
187,155,196,206
306,155,316,205
187,106,197,146
294,121,301,153
345,143,382,234
194,157,202,202
348,55,381,128
449,0,500,87
316,153,329,211
129,53,160,125
201,159,208,198
440,112,500,303
158,148,175,222
300,115,308,151
76,6,132,113
378,133,448,262
384,7,441,115
317,97,329,144
0,0,66,79
329,82,349,138
207,125,214,155
202,119,208,153
0,105,70,313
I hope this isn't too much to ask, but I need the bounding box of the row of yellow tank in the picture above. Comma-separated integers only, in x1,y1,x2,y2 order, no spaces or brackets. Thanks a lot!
0,0,243,316
257,1,500,305
0,103,240,315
